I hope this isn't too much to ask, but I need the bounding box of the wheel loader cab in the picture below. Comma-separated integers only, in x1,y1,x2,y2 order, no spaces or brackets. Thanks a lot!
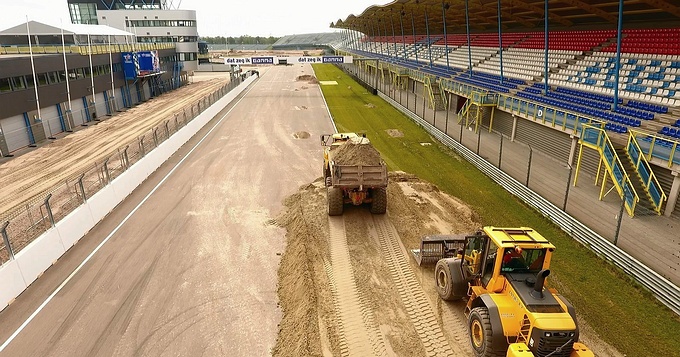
462,234,498,288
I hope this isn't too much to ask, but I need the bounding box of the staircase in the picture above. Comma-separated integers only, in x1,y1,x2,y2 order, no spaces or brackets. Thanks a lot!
430,81,447,110
615,146,657,215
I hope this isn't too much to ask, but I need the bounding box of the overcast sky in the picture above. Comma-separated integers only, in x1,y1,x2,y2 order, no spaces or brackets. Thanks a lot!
2,0,392,37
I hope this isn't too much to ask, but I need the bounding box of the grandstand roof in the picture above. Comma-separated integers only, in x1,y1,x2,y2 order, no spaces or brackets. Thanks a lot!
331,0,680,35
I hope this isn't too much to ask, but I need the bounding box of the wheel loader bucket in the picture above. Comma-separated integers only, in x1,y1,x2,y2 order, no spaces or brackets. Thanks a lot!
411,234,466,266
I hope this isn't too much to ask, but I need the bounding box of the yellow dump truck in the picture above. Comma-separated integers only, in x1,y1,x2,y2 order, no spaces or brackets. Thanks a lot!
321,133,388,216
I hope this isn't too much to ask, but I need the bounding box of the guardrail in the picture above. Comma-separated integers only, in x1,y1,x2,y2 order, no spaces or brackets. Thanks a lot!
630,130,680,168
378,91,680,315
626,134,667,214
0,75,248,265
497,94,605,136
0,43,175,56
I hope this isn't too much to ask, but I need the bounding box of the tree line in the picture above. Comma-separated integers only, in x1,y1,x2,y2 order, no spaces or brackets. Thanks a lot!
199,36,280,45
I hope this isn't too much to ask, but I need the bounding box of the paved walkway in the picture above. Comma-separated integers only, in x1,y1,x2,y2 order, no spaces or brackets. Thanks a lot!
371,76,680,287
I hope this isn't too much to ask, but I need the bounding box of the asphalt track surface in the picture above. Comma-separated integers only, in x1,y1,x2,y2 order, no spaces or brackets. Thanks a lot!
0,64,334,356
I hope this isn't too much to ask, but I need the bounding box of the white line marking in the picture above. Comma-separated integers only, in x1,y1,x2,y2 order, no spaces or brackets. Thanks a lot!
0,82,255,352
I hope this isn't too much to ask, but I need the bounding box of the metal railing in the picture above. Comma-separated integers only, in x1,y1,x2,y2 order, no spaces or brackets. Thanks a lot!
579,124,640,216
497,94,605,136
0,77,245,265
378,91,680,315
626,134,667,214
0,43,175,56
630,130,680,168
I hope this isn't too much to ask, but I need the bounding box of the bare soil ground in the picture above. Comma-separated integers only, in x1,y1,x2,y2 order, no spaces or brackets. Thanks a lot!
0,78,228,219
273,171,623,357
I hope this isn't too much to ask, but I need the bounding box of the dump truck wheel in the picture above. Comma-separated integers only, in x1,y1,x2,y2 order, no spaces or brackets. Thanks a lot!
327,187,344,216
370,187,387,214
468,307,502,357
435,259,457,300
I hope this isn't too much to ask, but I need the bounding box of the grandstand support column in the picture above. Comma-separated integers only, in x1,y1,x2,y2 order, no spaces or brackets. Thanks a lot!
665,171,680,217
511,114,518,141
568,134,579,166
465,0,472,77
383,17,390,55
442,2,450,71
613,0,624,111
399,10,406,62
497,0,504,85
390,11,397,58
425,7,433,68
544,0,549,94
411,11,418,64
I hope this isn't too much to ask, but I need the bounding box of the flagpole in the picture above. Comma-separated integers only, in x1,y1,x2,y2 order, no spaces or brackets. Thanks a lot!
26,17,41,122
87,32,96,120
60,18,73,132
107,23,115,112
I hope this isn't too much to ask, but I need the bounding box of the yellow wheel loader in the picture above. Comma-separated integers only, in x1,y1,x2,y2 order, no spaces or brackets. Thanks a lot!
413,227,593,357
321,133,388,216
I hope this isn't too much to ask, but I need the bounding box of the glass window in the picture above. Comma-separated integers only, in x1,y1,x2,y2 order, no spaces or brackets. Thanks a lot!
25,74,35,88
0,77,11,92
38,73,49,86
49,71,60,84
58,70,67,82
11,76,26,90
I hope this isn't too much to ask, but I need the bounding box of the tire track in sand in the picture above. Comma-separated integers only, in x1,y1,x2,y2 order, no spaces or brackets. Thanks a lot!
326,216,387,357
368,214,465,357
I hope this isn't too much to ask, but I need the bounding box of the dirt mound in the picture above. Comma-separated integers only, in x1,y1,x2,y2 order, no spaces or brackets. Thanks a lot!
273,173,481,356
272,179,339,356
385,129,403,137
296,74,319,84
292,131,310,139
329,137,382,165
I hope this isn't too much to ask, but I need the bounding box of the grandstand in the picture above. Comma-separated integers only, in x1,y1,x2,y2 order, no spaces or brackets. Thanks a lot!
331,0,680,220
272,32,343,50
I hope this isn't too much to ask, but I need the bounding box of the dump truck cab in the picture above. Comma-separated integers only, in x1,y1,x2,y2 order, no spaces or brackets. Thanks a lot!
433,227,593,357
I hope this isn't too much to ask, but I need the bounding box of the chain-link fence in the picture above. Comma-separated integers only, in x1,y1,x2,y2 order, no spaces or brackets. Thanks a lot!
0,77,244,265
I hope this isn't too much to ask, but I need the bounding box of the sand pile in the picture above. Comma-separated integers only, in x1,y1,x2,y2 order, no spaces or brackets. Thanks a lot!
329,137,382,166
296,74,319,84
272,173,481,356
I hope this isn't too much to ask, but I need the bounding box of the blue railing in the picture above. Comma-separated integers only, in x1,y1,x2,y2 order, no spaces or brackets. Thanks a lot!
497,95,604,136
631,131,680,168
626,135,667,214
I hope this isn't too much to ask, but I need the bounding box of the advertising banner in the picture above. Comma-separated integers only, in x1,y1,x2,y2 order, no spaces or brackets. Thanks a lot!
121,52,138,80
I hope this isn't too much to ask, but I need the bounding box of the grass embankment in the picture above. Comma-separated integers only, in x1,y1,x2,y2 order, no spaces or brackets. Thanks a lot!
313,64,680,357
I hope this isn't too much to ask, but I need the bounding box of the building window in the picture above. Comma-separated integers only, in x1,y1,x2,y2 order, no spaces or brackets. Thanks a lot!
38,73,49,86
11,76,26,91
0,78,11,92
69,3,98,24
25,74,35,88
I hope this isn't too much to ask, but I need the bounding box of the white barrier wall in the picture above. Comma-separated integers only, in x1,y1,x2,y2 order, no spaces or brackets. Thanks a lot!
0,76,256,310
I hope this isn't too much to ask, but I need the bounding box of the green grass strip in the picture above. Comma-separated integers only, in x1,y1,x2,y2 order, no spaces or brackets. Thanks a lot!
313,63,680,357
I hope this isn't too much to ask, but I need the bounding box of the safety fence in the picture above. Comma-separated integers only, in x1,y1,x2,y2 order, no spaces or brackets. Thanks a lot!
0,76,244,265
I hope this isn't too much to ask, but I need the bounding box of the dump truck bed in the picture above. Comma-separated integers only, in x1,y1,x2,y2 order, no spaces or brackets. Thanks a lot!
330,164,388,188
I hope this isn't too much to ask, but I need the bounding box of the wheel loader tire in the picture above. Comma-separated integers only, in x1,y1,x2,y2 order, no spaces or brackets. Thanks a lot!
435,259,458,301
327,187,344,216
370,187,387,214
468,307,504,357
